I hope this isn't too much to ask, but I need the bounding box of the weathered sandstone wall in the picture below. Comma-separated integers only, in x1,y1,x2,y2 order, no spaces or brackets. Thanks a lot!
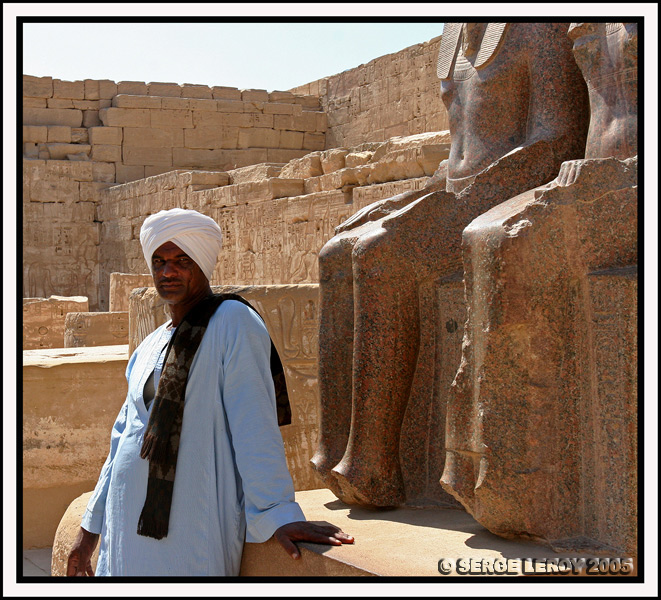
23,345,129,548
96,132,449,306
290,35,446,148
22,34,448,310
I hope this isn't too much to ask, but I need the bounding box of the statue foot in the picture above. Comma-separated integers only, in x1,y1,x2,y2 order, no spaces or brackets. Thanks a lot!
330,458,406,508
310,450,346,499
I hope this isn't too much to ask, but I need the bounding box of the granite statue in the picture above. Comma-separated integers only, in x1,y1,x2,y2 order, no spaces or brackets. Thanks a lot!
311,23,590,508
442,22,637,553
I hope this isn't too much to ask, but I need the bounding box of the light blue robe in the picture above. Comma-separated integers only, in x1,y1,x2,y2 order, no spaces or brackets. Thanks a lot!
81,300,306,576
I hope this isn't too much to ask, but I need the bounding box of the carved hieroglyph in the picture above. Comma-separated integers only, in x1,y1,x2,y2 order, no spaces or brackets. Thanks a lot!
23,295,89,349
64,311,129,347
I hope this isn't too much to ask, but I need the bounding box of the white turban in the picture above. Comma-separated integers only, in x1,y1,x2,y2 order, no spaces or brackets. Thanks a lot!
140,208,223,281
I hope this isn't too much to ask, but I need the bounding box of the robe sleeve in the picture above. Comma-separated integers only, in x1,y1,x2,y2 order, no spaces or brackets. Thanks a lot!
80,399,130,534
219,301,306,543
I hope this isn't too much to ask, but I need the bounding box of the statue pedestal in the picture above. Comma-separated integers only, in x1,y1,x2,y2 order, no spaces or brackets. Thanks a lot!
51,488,635,576
240,488,623,577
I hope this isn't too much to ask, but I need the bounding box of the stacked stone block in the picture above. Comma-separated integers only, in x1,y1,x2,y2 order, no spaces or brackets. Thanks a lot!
96,131,451,297
23,75,325,185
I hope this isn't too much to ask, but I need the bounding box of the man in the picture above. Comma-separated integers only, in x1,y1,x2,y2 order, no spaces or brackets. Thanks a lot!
67,208,353,576
311,22,589,507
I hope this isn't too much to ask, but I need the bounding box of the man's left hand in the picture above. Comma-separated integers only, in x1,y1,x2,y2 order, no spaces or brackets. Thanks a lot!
274,521,354,559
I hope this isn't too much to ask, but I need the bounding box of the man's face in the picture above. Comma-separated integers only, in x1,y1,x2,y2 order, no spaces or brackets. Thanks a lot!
151,241,209,305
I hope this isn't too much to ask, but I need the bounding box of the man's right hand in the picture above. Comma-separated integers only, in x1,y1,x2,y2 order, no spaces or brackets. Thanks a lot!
66,527,99,576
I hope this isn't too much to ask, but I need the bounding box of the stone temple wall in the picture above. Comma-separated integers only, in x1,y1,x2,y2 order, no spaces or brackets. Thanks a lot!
22,35,448,310
290,35,446,148
96,132,450,309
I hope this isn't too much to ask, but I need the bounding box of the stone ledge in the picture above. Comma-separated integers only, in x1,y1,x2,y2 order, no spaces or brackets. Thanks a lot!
240,489,628,577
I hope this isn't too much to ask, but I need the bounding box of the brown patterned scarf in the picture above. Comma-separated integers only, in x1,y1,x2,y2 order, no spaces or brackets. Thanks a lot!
137,293,290,540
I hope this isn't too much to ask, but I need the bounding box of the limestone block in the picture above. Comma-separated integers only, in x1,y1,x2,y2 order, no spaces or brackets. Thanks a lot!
128,284,322,491
88,126,122,145
71,128,89,144
46,143,91,160
214,177,304,206
172,147,234,169
352,177,430,211
238,127,281,149
303,132,326,151
193,110,251,129
92,161,116,182
263,102,296,115
279,152,323,179
79,181,110,202
91,144,122,162
48,125,71,144
112,94,162,109
227,163,284,184
64,311,129,347
183,126,239,149
273,114,295,130
123,126,183,148
23,295,89,350
161,97,190,110
320,148,348,174
215,99,245,113
291,111,319,131
383,123,410,139
122,146,173,166
280,130,304,150
24,75,53,98
150,108,193,128
315,112,328,132
115,164,145,183
47,98,74,109
147,82,182,97
84,79,100,100
189,97,218,111
269,90,296,103
212,86,242,100
178,170,230,187
317,167,370,192
241,89,269,102
23,125,48,143
181,83,213,99
267,149,309,165
53,79,85,99
117,81,149,95
24,142,39,158
46,159,94,181
294,95,322,110
82,110,102,128
23,108,83,128
22,345,129,547
99,107,150,127
108,272,154,312
73,100,102,110
345,150,374,168
24,97,48,108
97,79,118,99
251,112,274,128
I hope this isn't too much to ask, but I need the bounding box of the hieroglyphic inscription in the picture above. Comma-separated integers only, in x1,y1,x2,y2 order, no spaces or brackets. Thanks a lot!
585,267,637,553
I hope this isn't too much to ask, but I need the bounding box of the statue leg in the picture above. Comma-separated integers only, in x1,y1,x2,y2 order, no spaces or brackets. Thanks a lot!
311,232,358,496
330,223,420,507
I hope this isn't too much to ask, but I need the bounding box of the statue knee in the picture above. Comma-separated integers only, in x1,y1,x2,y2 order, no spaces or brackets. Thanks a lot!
319,235,354,282
351,228,401,279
